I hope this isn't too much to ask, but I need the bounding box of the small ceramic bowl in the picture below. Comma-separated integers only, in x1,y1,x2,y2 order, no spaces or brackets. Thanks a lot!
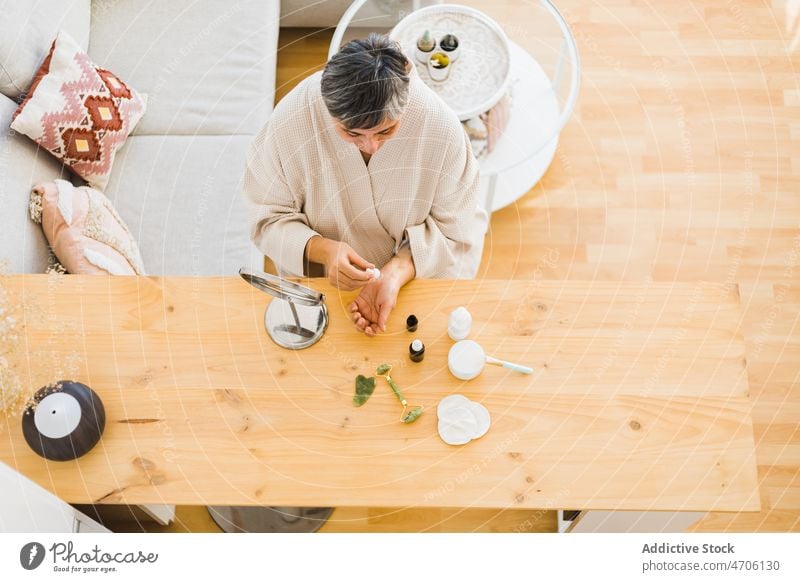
428,52,451,82
448,339,485,380
439,34,460,62
415,31,436,64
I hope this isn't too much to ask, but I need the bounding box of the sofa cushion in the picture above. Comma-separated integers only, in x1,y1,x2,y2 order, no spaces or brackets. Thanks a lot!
88,0,279,136
11,31,147,190
30,180,146,275
0,0,90,101
103,134,260,275
0,94,65,274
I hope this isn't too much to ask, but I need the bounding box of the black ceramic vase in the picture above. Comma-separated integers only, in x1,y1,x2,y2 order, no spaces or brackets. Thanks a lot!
22,381,106,461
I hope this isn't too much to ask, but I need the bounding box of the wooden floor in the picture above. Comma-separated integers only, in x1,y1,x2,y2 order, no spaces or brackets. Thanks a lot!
124,0,799,532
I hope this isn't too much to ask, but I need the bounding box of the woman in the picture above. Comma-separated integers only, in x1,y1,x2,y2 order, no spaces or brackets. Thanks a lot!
244,33,486,335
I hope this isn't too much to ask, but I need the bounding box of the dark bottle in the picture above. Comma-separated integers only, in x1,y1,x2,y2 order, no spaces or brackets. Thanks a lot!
409,339,425,363
406,314,418,332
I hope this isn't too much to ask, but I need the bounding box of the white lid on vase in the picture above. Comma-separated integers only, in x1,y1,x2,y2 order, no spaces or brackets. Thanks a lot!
33,392,82,439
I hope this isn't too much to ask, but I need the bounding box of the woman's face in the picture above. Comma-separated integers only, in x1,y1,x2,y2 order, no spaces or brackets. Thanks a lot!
333,117,400,155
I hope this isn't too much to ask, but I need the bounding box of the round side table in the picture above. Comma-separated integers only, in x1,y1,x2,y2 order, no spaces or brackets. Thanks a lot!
329,0,580,213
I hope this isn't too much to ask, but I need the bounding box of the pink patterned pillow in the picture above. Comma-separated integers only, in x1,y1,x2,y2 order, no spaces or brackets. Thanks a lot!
11,31,146,190
30,180,146,276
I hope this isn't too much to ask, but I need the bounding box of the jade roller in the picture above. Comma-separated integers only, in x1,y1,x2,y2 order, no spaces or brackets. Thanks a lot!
376,363,423,423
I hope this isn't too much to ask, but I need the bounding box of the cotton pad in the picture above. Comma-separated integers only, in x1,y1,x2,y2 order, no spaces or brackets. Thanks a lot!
437,394,472,416
469,402,491,439
438,406,477,445
436,394,492,446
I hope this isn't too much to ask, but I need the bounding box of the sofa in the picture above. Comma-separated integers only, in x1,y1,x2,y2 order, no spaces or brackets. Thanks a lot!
0,0,377,277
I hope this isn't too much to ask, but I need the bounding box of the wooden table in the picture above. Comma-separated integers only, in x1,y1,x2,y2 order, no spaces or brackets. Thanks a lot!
0,275,759,513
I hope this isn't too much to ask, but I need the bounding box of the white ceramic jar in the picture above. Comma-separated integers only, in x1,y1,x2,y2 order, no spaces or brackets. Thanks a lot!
448,306,472,340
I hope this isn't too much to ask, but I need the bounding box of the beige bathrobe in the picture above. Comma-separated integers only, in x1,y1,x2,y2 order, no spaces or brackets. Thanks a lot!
243,71,486,279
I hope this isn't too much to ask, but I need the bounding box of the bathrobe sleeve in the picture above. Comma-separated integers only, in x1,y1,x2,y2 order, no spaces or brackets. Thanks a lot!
243,119,319,277
405,126,487,279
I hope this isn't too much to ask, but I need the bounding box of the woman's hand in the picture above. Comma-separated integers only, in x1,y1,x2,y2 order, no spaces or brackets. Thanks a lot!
349,247,416,336
349,277,401,336
306,236,374,291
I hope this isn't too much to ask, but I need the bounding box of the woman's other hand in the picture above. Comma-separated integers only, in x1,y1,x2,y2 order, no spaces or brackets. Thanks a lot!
306,236,374,291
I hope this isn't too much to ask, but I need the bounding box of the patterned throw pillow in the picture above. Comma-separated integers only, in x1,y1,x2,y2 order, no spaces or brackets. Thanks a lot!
10,31,146,190
29,180,146,276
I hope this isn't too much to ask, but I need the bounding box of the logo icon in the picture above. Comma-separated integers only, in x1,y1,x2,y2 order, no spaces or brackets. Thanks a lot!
20,542,46,570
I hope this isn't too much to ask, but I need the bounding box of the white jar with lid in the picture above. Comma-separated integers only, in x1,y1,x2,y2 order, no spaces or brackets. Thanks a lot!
448,306,472,341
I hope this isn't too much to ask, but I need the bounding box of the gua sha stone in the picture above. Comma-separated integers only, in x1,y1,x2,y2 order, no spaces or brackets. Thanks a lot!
22,381,105,461
353,375,376,407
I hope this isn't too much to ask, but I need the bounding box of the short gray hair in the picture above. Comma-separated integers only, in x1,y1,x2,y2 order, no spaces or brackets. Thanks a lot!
321,33,410,130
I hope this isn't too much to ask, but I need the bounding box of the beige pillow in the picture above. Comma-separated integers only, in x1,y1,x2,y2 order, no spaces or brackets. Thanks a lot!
30,180,145,275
